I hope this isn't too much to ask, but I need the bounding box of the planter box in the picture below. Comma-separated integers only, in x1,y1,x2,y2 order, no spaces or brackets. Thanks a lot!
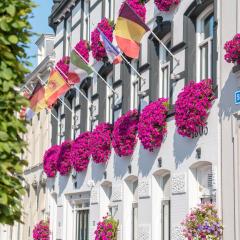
233,64,240,79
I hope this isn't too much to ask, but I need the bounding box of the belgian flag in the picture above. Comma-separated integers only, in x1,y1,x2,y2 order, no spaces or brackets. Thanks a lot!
114,2,150,59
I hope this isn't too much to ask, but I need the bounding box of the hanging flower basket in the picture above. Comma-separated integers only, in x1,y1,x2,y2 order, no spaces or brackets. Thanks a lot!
71,132,92,172
154,0,180,12
43,145,60,178
56,56,70,80
224,33,240,65
175,79,215,138
94,214,119,240
181,203,223,240
91,18,113,61
91,122,113,164
33,220,50,240
112,109,139,157
120,0,147,22
75,40,91,63
56,140,72,176
138,98,169,151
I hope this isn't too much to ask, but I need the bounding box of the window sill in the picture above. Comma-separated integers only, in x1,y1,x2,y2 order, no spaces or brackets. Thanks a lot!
233,64,240,79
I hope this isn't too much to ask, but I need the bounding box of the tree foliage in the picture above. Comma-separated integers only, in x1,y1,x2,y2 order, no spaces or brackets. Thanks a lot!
0,0,34,224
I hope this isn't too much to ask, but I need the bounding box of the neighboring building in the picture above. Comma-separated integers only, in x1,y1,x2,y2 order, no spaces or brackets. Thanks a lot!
20,34,54,240
11,0,239,240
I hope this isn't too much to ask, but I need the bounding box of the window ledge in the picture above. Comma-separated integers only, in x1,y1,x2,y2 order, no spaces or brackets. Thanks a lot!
233,65,240,79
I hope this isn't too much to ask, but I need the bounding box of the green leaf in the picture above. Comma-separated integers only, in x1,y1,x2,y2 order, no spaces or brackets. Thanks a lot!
8,35,18,44
0,131,8,141
6,5,16,17
0,193,8,205
0,20,10,31
1,68,13,80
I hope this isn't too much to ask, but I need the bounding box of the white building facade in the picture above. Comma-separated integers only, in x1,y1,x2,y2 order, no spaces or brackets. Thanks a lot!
45,0,240,240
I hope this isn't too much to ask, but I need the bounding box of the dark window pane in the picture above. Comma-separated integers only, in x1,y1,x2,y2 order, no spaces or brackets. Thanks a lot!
204,13,214,39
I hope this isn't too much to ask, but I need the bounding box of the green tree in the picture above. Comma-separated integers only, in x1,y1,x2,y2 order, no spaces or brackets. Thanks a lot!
0,0,34,224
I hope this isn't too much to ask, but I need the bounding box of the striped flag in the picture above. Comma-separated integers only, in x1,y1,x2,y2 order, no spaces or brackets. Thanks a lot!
98,28,122,64
69,48,93,82
44,68,70,107
114,2,150,59
29,82,47,113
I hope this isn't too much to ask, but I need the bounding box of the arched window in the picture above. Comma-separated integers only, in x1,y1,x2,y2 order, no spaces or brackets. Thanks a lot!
196,5,214,82
189,162,216,206
153,170,171,240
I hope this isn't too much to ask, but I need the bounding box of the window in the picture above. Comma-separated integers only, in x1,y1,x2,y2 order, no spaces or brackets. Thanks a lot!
91,98,98,131
132,180,138,240
113,84,122,122
104,0,114,20
159,35,171,99
65,16,72,56
189,163,216,207
74,202,89,240
83,0,90,41
73,88,81,139
58,101,65,144
106,73,114,124
162,174,171,240
196,5,214,82
131,61,140,110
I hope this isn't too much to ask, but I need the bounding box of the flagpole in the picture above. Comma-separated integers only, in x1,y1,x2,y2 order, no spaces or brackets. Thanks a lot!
75,50,119,97
23,86,59,123
123,1,179,65
150,30,180,65
55,65,93,106
37,75,74,114
95,26,146,83
119,53,146,83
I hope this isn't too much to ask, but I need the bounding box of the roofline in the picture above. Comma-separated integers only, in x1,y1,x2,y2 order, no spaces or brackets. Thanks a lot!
35,33,55,46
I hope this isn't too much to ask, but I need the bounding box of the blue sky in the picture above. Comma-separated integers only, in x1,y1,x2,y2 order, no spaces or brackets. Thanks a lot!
26,0,53,69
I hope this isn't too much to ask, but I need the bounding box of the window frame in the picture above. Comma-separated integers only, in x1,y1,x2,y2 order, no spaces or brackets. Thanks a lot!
159,34,172,99
196,4,214,83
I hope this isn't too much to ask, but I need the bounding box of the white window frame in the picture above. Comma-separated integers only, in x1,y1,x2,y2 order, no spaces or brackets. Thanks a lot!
83,0,90,41
130,60,139,110
159,33,171,99
65,16,72,56
106,73,114,123
132,180,138,240
196,4,214,82
104,0,114,21
58,100,65,144
72,201,90,240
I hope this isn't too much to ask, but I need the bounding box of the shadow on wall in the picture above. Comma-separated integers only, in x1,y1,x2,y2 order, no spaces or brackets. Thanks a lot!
218,72,240,120
173,127,198,168
138,144,160,177
113,153,130,178
91,162,105,182
76,171,87,189
58,174,69,195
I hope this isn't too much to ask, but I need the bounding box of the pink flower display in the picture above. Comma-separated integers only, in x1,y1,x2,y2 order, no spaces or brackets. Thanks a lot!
91,18,113,61
32,220,50,240
181,203,223,240
75,40,90,63
56,140,72,176
94,214,119,240
120,0,146,22
56,56,70,80
91,122,113,164
112,109,139,157
224,33,240,65
43,145,60,178
175,79,215,138
71,132,92,172
154,0,180,12
138,98,168,151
